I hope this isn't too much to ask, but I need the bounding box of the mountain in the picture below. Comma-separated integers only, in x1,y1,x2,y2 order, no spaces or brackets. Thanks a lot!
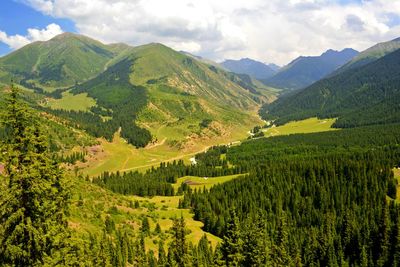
266,63,280,72
221,58,279,80
0,33,279,148
0,32,130,89
262,47,400,128
70,42,278,146
336,37,400,73
264,48,359,90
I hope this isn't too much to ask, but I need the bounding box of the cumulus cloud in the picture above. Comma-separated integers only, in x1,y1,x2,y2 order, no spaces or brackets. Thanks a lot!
0,23,63,49
20,0,400,65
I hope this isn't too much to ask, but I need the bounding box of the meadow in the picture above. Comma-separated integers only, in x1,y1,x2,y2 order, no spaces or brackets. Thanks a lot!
79,117,339,177
67,173,246,254
47,91,96,111
263,117,337,137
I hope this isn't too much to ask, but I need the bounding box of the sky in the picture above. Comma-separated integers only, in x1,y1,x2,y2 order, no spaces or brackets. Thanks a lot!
1,0,400,65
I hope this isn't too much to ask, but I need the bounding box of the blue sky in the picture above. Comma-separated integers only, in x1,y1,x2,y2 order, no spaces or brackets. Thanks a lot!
1,0,400,65
0,0,75,55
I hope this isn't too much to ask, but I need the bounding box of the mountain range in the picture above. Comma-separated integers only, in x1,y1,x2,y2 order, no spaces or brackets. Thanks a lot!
262,44,400,128
263,48,359,90
221,58,280,80
0,32,279,148
334,37,400,74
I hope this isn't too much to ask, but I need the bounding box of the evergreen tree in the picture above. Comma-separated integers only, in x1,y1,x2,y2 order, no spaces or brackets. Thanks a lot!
158,240,167,266
242,214,269,266
272,215,291,266
170,215,188,267
393,219,400,267
221,209,244,266
0,84,70,266
213,244,225,267
141,216,151,236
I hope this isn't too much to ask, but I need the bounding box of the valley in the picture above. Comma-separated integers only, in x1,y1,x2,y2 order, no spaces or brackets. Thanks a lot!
1,27,400,266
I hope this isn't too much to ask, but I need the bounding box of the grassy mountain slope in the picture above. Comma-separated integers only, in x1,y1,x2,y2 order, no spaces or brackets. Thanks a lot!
1,33,279,149
262,48,400,127
265,48,358,90
337,37,400,73
0,33,127,89
70,42,278,148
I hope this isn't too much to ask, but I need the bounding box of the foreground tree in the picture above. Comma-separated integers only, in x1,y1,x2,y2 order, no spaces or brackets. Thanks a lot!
0,85,70,266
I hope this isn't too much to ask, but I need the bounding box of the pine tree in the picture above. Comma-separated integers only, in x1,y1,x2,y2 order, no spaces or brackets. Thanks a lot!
141,216,151,236
393,219,400,267
158,240,167,266
221,209,244,267
272,215,291,266
213,244,225,267
242,214,269,266
0,84,70,266
170,215,188,267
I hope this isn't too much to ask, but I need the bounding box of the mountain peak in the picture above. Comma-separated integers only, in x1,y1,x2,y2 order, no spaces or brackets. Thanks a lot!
265,48,358,90
50,32,80,40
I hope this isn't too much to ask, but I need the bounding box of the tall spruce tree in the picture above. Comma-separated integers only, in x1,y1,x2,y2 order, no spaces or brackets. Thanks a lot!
221,209,244,267
169,215,188,267
0,84,70,266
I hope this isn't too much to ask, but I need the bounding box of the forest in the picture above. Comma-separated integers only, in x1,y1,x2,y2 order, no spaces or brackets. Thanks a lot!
261,48,400,129
94,123,400,266
1,86,400,266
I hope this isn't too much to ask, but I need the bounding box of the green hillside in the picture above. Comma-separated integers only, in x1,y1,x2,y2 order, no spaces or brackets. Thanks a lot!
59,41,279,148
262,48,400,127
0,33,128,90
1,33,279,149
337,37,400,73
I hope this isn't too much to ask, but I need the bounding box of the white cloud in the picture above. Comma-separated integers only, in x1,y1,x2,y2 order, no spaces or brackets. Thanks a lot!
21,0,400,65
0,23,63,50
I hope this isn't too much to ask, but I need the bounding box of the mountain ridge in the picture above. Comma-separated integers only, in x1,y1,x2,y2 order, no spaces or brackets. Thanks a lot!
221,58,279,80
334,37,400,74
0,32,279,148
264,48,358,90
262,47,400,128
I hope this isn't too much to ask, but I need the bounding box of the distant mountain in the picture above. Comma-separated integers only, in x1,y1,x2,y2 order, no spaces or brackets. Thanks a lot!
0,32,131,88
0,33,279,147
262,47,400,128
264,48,359,90
221,58,279,80
266,63,280,72
335,37,400,73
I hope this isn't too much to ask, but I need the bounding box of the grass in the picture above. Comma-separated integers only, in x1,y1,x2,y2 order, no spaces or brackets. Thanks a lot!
80,109,258,177
68,174,226,255
47,91,97,111
173,174,244,191
263,117,338,137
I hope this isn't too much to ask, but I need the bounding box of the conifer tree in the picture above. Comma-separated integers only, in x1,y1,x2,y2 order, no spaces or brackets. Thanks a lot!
170,215,188,267
0,84,70,266
393,219,400,267
221,209,244,266
158,240,167,266
213,244,225,267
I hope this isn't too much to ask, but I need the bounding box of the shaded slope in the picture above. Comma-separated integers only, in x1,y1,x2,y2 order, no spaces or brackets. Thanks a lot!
265,48,358,90
262,48,400,127
337,37,400,73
